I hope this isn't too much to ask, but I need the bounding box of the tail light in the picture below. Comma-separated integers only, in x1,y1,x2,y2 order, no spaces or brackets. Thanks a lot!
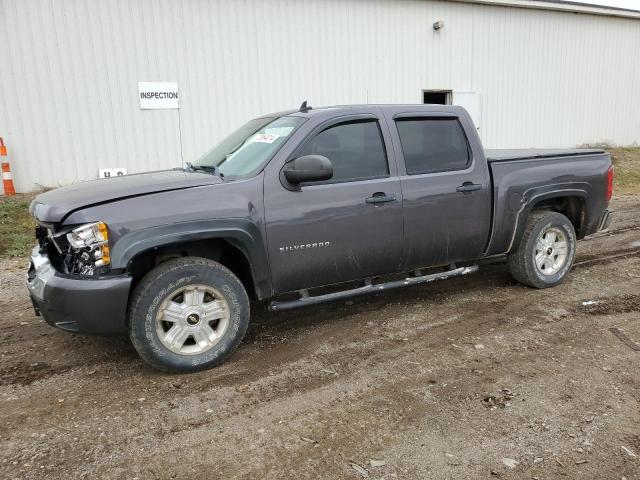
606,165,614,202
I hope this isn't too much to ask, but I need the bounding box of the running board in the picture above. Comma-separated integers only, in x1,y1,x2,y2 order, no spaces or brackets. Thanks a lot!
269,265,479,311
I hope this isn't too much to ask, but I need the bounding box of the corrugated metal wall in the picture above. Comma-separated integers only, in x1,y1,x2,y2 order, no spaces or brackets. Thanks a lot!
1,0,639,192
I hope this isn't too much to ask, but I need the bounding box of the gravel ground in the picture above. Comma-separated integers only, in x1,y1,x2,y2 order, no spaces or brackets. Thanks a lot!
1,196,639,480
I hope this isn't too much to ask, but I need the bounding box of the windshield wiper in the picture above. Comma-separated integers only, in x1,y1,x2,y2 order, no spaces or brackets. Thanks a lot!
184,162,223,178
218,139,248,167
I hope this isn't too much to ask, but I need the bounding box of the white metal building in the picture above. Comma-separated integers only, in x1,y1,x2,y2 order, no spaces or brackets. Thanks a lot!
1,0,639,193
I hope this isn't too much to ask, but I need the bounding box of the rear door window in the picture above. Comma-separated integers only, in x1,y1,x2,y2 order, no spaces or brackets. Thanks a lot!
296,120,389,183
395,118,470,174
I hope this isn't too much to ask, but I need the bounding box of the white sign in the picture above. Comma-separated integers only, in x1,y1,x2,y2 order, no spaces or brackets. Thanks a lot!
99,168,127,178
138,82,179,109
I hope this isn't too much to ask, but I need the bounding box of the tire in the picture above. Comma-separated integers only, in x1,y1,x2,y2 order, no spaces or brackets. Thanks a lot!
128,257,250,373
508,211,577,289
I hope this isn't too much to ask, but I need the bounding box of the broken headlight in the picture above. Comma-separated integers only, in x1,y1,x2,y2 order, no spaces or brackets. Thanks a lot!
65,222,111,273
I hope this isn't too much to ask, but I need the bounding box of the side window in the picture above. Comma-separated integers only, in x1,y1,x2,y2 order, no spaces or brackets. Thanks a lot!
395,118,470,175
296,120,389,183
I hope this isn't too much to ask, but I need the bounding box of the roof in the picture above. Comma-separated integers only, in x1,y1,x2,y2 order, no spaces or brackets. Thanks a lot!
283,104,467,118
450,0,640,18
544,0,640,13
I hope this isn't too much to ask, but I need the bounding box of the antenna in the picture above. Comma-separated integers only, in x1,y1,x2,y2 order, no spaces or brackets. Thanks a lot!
299,100,312,112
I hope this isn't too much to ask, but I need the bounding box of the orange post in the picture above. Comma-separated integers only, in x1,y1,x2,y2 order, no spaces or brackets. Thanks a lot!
0,137,16,196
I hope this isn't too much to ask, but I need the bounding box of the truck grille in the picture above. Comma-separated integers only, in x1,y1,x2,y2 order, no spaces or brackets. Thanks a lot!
35,225,48,248
34,224,66,272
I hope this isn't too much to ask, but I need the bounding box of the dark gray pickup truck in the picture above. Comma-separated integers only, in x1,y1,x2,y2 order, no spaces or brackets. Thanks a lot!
27,103,614,372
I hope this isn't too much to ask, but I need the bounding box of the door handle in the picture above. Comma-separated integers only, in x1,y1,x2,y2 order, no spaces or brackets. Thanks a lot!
365,192,397,204
456,182,482,194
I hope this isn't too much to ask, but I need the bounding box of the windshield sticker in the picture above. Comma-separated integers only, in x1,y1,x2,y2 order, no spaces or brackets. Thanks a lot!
254,133,279,144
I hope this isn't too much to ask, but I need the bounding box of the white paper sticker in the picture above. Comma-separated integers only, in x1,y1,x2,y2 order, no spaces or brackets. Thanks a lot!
138,82,179,109
254,133,279,144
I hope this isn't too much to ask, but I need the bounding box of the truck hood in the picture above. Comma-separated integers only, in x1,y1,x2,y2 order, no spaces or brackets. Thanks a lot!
30,169,223,223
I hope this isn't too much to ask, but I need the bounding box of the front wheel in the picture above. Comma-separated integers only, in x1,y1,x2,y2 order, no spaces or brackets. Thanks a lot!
508,211,576,288
129,257,250,373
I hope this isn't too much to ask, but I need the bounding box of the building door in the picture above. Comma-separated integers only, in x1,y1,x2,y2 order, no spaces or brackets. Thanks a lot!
423,90,452,105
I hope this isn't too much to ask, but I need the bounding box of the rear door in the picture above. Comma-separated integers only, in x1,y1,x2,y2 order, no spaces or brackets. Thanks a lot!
383,108,491,269
263,110,404,294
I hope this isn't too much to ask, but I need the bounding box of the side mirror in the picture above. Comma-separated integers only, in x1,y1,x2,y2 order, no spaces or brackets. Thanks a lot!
283,155,333,185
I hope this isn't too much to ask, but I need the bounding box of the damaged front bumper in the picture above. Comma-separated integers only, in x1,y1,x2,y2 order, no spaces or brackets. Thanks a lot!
27,246,131,335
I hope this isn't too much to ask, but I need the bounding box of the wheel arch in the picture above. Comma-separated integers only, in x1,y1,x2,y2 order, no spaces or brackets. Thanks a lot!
111,220,272,300
509,187,589,254
528,195,586,235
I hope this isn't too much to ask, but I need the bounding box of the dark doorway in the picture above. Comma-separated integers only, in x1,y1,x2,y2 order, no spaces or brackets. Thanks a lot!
423,90,451,105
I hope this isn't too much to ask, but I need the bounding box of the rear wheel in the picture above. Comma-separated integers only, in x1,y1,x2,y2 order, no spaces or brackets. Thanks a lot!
508,211,576,288
129,257,250,372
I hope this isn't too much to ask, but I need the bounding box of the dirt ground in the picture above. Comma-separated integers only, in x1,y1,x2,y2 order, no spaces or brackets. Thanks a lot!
0,196,639,480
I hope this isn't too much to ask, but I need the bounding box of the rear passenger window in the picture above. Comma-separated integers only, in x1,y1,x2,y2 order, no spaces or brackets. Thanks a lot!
395,118,470,174
296,120,389,183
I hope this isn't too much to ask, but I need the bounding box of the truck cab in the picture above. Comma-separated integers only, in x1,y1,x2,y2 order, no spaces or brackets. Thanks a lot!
263,105,492,293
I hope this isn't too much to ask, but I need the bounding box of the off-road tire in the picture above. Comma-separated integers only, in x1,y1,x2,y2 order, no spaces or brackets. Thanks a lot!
128,257,250,373
508,211,576,289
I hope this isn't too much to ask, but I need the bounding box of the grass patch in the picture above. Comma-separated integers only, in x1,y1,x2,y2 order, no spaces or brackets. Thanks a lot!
0,193,37,258
608,147,640,195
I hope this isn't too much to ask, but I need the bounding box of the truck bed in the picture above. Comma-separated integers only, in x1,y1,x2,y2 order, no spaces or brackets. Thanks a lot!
485,148,605,162
484,148,612,257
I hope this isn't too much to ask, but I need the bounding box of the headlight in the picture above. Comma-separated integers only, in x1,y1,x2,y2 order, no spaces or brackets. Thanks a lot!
66,222,110,267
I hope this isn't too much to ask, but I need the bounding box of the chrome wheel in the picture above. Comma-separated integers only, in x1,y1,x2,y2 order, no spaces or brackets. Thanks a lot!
534,226,568,276
155,284,230,355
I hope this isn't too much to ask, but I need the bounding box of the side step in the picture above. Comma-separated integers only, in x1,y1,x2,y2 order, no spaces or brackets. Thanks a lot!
269,265,479,311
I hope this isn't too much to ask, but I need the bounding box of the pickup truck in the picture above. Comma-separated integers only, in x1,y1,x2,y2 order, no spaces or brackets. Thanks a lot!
27,103,614,372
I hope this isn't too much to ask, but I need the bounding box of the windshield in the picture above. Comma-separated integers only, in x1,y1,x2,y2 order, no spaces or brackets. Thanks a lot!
194,116,305,178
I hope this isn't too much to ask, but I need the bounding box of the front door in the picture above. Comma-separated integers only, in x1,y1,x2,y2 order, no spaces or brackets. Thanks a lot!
264,114,403,294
